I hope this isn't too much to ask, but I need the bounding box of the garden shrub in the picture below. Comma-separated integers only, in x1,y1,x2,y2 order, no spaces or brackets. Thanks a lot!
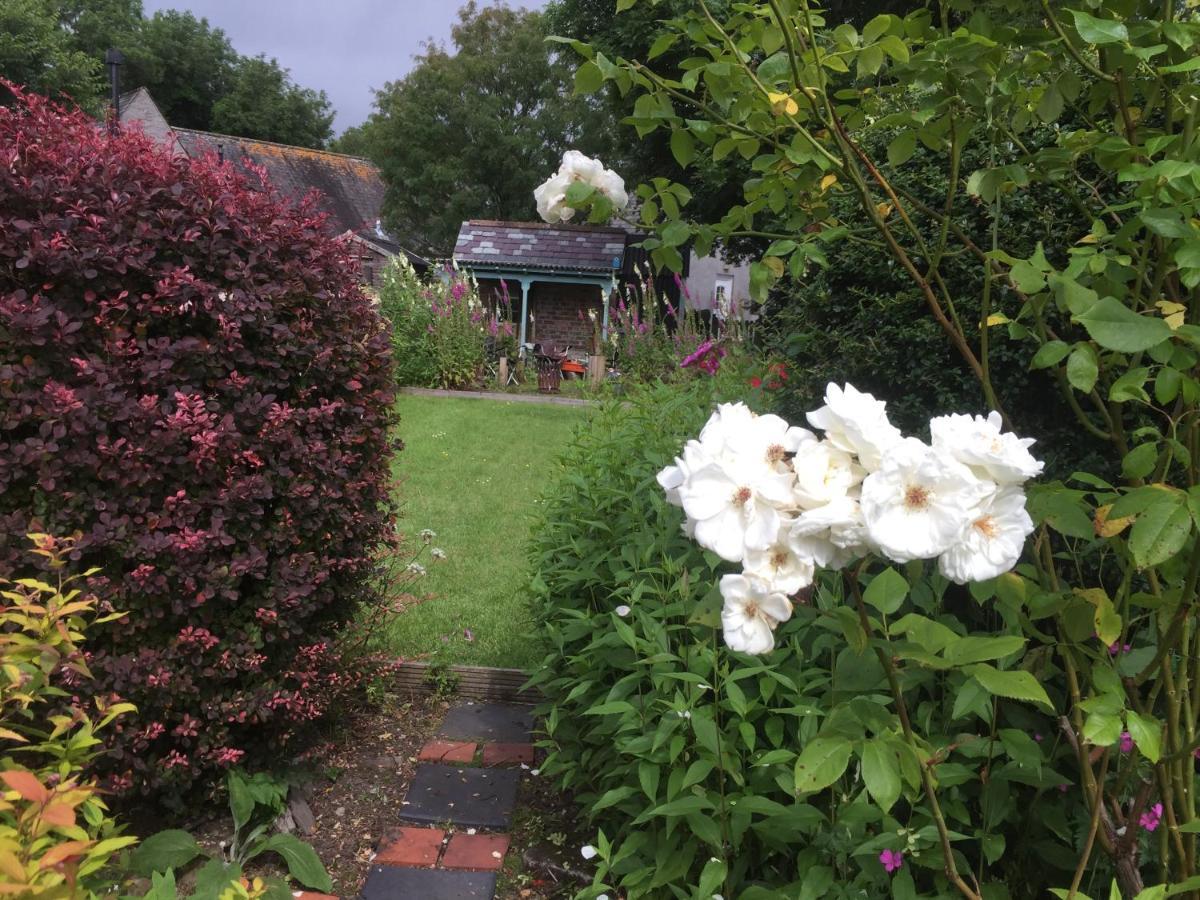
376,259,489,388
0,534,137,896
0,88,398,802
529,382,1094,898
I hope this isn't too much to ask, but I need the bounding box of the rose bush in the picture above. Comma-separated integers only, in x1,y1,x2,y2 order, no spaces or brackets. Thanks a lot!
0,86,398,802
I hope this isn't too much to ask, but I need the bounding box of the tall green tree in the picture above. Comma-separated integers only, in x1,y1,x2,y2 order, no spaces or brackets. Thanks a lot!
212,55,334,148
123,9,236,130
344,2,615,255
0,0,100,107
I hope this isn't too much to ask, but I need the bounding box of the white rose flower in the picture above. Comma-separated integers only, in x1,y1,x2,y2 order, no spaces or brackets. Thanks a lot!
788,496,870,568
594,168,629,210
720,573,793,654
656,456,688,508
743,541,815,595
792,439,864,509
560,149,605,183
930,410,1044,485
938,486,1035,583
806,383,903,471
860,437,992,562
676,460,784,561
534,173,576,223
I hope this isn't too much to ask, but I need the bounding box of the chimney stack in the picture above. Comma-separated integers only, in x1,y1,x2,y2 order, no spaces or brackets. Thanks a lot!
105,48,124,134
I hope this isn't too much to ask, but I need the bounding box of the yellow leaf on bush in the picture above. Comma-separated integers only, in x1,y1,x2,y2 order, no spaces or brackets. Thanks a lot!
0,849,24,884
1156,300,1186,330
875,201,894,219
819,174,838,191
763,256,786,277
37,839,91,869
767,91,799,115
1094,504,1134,537
986,313,1010,327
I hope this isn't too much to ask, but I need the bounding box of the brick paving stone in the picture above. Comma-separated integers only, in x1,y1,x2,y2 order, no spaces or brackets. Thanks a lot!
418,740,477,764
374,826,446,867
480,742,535,767
360,865,496,899
400,764,520,829
441,832,510,871
438,703,535,744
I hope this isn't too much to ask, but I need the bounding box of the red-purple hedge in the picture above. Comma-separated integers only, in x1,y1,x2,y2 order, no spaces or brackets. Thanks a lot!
0,87,398,800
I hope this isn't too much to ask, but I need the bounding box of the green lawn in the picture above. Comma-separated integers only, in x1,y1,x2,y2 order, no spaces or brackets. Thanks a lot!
384,394,587,668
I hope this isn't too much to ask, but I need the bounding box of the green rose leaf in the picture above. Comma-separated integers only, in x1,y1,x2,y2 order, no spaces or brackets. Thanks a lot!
863,567,908,615
128,829,204,877
794,737,854,794
1126,711,1163,762
967,664,1054,710
1075,297,1172,353
254,834,333,893
860,738,902,812
1067,345,1099,393
1129,490,1192,568
1069,10,1129,44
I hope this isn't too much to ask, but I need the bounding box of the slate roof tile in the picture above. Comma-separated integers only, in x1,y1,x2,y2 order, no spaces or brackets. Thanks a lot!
453,220,625,273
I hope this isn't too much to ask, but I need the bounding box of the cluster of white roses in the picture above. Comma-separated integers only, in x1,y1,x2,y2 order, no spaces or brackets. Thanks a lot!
657,384,1044,655
534,150,629,224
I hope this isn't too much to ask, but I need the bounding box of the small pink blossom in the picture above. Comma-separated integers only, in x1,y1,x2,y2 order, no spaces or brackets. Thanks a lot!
1140,802,1163,832
1120,731,1134,753
1109,640,1132,656
879,849,903,874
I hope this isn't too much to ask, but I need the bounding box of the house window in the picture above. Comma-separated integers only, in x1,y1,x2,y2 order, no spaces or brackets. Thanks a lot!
714,275,734,316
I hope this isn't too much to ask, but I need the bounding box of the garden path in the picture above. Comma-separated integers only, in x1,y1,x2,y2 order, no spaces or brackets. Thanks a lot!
296,701,538,900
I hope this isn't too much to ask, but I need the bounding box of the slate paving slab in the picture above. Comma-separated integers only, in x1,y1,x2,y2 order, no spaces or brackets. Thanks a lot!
400,764,520,829
437,702,535,743
359,865,496,899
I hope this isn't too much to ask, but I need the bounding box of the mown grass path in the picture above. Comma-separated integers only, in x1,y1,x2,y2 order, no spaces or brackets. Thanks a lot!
385,394,586,668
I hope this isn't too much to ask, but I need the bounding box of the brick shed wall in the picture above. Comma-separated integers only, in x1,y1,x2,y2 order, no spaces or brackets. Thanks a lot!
528,282,604,351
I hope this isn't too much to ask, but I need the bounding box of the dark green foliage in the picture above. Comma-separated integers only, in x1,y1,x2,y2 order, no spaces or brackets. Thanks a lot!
765,129,1113,480
212,55,334,149
348,2,616,255
0,2,334,148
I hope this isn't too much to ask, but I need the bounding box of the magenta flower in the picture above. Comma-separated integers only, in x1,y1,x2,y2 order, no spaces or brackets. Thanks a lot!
680,339,727,376
450,280,467,301
1109,640,1132,655
879,849,903,874
1120,731,1134,753
1140,802,1163,832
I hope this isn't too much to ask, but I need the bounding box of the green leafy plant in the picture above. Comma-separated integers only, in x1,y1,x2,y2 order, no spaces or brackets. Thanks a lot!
0,534,136,897
127,770,332,899
538,0,1200,896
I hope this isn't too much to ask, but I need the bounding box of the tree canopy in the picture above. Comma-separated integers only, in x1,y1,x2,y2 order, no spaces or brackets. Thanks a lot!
0,0,334,148
336,2,614,255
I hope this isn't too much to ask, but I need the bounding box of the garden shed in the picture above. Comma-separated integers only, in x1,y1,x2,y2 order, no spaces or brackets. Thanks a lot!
453,220,626,352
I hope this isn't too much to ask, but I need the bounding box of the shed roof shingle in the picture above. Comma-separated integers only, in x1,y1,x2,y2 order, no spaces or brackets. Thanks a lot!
454,220,625,274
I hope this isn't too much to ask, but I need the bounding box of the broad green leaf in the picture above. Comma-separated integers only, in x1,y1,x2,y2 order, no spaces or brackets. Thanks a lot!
191,858,241,900
1067,345,1099,393
1030,340,1071,369
228,771,254,831
861,738,901,812
967,664,1053,710
794,737,854,794
574,60,604,94
128,829,203,877
942,635,1026,666
1078,588,1121,644
1082,711,1123,746
887,131,917,167
1126,711,1163,762
1129,491,1191,568
254,834,333,893
143,870,177,900
697,857,727,898
1110,367,1151,403
1070,10,1129,44
1122,443,1158,479
863,567,908,615
1075,297,1172,353
670,129,695,167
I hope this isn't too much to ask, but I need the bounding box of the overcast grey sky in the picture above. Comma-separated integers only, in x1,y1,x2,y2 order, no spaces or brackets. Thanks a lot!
141,0,550,136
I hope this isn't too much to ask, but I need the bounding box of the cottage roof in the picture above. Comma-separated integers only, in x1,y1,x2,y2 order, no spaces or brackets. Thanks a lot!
454,220,625,274
172,128,384,239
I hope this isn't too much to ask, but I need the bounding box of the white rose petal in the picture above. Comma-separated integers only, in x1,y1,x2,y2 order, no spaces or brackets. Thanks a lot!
792,439,865,509
938,486,1035,583
930,410,1044,485
743,541,815,595
615,604,631,617
860,437,992,562
581,845,598,860
719,573,793,654
677,461,784,561
806,383,902,472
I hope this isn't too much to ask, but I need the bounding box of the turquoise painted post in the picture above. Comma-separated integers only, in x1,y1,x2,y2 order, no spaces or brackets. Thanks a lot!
517,277,531,351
